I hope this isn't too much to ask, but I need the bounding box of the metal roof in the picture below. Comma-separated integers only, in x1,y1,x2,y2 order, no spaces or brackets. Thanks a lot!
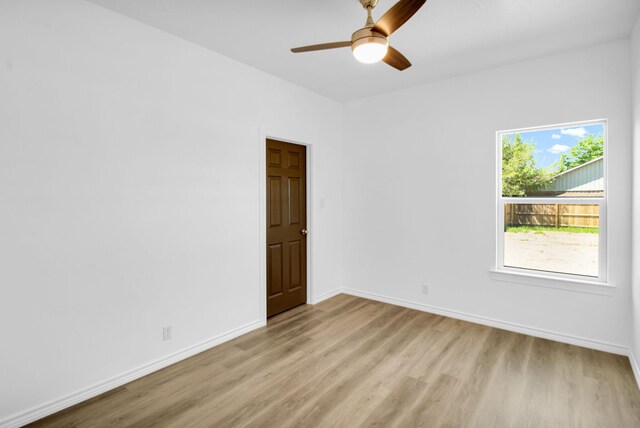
548,157,603,192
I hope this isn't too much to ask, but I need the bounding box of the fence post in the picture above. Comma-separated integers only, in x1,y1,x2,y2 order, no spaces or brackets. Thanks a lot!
555,204,559,228
510,204,514,226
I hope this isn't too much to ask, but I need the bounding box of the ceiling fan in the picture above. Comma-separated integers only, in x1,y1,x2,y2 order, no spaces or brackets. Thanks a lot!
291,0,426,71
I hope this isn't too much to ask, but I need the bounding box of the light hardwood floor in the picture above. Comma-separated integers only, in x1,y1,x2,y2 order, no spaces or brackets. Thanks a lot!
31,294,640,427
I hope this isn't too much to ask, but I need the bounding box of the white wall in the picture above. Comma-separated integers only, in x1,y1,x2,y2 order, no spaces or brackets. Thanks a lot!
631,14,640,373
0,0,343,423
343,40,632,350
1,0,638,424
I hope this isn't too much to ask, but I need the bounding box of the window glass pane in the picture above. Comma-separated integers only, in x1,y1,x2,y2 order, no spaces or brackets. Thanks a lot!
501,124,604,198
503,203,599,277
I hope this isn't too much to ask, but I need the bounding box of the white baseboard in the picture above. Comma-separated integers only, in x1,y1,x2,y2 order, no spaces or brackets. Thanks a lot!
629,352,640,390
309,288,343,305
4,290,637,427
342,288,630,356
0,320,265,428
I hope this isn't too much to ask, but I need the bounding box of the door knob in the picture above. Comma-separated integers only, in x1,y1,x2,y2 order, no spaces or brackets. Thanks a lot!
301,229,308,236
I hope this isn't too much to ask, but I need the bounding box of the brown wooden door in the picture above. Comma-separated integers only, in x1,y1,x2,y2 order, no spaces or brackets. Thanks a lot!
266,139,307,317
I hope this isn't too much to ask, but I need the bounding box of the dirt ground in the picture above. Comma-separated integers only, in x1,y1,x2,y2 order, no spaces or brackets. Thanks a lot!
504,231,598,277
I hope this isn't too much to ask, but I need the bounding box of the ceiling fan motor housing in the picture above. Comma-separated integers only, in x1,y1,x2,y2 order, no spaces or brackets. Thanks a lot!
351,28,388,50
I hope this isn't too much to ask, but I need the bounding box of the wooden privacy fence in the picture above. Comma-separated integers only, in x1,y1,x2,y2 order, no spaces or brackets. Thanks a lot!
504,204,599,228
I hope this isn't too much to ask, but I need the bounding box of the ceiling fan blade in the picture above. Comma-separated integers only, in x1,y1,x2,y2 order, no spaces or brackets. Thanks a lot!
373,0,426,37
291,41,351,53
383,46,412,71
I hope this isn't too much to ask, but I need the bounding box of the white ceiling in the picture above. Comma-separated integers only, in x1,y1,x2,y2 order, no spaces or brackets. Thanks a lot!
86,0,640,102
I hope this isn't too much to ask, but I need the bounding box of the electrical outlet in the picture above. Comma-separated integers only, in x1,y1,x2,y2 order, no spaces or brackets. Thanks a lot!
422,285,429,295
163,326,172,341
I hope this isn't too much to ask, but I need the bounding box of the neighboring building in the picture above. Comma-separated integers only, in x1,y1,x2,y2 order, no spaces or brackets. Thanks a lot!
534,156,604,197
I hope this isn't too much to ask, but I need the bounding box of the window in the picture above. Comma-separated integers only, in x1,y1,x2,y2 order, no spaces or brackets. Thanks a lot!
496,120,607,284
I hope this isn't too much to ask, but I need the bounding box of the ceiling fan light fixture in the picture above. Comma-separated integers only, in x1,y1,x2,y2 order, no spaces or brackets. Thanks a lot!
351,30,388,64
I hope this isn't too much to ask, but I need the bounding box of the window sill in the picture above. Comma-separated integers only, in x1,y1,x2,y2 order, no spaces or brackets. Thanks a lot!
489,269,615,296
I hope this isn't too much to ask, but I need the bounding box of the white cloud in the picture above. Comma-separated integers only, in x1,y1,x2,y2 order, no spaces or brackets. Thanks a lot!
551,134,562,140
560,127,587,138
548,144,571,154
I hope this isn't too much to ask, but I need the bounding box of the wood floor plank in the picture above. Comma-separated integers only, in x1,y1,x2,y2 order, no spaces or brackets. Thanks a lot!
465,331,534,427
30,295,640,428
166,302,405,427
233,306,416,427
360,375,430,427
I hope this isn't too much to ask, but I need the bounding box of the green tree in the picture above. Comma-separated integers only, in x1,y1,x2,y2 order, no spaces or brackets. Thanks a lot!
502,134,553,196
555,134,603,173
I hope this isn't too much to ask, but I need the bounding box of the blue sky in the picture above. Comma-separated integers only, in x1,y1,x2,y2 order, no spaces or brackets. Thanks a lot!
505,124,604,169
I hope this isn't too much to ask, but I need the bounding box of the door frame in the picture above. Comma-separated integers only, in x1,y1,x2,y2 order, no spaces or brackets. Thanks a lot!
259,129,314,323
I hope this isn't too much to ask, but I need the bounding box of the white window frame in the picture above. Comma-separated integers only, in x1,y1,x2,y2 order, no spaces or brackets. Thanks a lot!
494,119,610,291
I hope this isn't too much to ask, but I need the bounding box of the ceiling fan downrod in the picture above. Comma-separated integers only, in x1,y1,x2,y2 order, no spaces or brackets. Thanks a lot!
360,0,378,27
